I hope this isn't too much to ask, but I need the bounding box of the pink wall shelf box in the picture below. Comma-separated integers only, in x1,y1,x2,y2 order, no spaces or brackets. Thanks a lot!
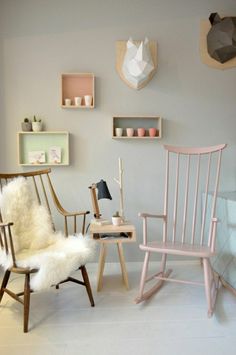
61,73,95,108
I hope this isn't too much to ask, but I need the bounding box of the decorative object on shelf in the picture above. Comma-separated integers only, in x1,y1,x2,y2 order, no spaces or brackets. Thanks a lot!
65,98,72,106
200,15,236,69
113,116,162,140
114,157,125,221
115,128,123,137
116,38,157,90
17,131,69,166
49,146,61,164
84,95,93,107
126,128,134,137
61,73,95,108
32,116,43,132
21,118,32,132
89,180,112,220
207,13,236,64
74,96,82,106
149,127,157,137
137,128,145,137
112,211,122,226
28,151,46,164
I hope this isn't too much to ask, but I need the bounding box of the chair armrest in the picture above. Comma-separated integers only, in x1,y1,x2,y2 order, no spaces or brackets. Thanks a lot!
139,213,166,246
58,209,90,236
0,222,14,227
139,212,166,219
60,210,90,217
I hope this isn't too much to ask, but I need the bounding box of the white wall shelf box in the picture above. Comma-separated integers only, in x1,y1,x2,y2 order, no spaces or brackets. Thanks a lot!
112,116,162,139
17,131,70,166
61,73,95,108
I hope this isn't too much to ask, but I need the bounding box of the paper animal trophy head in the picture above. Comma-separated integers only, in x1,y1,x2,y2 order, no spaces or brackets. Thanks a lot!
116,38,157,90
207,13,236,63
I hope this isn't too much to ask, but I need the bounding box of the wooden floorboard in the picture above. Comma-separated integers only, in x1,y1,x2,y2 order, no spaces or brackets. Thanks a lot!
0,262,236,355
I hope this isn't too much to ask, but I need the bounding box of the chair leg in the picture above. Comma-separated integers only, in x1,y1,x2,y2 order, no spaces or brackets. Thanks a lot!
203,258,218,318
138,251,150,299
160,253,167,275
0,270,11,303
135,252,172,304
23,273,31,333
80,266,95,307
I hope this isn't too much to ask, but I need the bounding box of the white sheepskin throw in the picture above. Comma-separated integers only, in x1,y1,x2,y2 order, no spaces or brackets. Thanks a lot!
0,177,96,291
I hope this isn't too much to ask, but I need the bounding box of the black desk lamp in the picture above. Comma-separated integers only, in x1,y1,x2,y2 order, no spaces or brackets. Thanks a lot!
89,180,112,219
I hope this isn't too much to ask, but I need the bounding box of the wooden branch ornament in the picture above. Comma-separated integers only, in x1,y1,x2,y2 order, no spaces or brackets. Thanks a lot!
114,157,125,221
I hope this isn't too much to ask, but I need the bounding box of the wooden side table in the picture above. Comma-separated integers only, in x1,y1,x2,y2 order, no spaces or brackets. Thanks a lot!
90,222,136,291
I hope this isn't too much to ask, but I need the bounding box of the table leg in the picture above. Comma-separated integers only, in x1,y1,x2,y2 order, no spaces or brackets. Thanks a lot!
117,242,129,290
97,243,107,291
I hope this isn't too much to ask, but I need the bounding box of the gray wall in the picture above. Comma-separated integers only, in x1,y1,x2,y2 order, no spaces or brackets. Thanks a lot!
1,0,236,261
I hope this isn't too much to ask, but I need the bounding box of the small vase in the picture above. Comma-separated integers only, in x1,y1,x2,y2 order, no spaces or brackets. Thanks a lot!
137,128,145,137
32,122,43,132
126,128,134,137
149,128,157,137
112,216,122,226
84,95,93,107
115,128,123,137
74,96,82,106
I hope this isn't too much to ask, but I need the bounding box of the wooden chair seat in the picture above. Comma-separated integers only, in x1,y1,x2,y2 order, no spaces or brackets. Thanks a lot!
140,240,214,258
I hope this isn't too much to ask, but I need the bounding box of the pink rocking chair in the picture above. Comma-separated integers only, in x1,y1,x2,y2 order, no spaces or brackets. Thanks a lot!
135,144,226,317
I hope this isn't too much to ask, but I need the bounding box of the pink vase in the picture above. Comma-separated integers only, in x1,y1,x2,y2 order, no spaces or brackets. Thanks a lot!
137,128,145,137
149,128,157,137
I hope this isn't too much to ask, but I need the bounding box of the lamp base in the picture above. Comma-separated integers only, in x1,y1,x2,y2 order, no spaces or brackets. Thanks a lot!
91,218,111,226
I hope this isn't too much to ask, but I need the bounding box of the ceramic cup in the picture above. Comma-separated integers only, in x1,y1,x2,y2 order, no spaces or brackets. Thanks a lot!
84,95,93,106
65,98,71,106
115,128,123,137
137,128,145,137
149,128,157,137
126,128,134,137
112,216,122,226
74,96,82,106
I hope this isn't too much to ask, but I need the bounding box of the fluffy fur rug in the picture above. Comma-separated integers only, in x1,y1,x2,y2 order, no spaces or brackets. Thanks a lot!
0,177,95,291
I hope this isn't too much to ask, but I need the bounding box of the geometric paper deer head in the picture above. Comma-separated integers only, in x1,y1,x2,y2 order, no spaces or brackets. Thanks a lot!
207,13,236,63
116,38,157,90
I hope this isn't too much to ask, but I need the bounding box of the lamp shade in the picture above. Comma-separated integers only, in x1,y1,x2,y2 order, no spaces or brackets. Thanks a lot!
97,180,112,200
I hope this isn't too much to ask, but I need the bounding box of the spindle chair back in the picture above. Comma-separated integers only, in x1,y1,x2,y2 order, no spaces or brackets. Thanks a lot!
136,144,226,317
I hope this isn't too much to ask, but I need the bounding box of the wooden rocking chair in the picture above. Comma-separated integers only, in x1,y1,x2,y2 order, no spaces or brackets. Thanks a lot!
135,144,226,317
0,168,94,332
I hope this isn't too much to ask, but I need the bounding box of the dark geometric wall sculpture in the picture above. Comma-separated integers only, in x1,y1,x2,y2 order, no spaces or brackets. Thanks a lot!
207,13,236,64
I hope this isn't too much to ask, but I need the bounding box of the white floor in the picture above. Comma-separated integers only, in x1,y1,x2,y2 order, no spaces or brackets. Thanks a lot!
0,261,236,355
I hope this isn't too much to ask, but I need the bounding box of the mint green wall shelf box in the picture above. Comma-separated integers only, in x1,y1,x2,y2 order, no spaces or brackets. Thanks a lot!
17,131,69,166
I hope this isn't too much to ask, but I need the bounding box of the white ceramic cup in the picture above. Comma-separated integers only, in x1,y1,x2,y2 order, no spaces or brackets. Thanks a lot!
126,128,134,137
84,95,93,106
112,216,122,226
115,128,123,137
74,96,82,106
65,98,71,106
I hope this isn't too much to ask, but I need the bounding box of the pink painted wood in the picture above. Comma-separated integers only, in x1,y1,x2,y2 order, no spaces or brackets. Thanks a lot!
135,143,227,317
